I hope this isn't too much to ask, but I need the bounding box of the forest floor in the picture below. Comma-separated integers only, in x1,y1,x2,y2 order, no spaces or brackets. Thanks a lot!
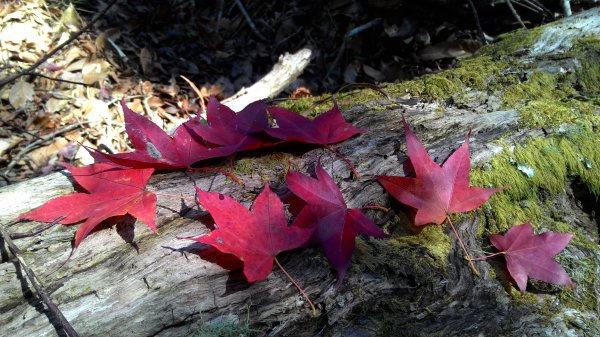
0,0,594,185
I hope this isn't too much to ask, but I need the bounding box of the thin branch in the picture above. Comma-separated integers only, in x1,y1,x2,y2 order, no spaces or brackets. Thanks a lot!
10,216,64,240
30,72,91,87
0,0,120,89
506,0,527,29
0,223,80,337
466,0,488,45
233,0,267,41
4,123,86,176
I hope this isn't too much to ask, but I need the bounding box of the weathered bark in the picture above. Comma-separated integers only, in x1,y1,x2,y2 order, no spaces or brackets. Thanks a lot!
1,8,599,337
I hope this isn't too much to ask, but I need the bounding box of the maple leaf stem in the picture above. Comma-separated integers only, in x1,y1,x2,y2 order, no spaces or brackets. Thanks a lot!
274,257,317,316
360,205,389,212
153,193,196,203
469,251,506,261
446,216,481,277
187,167,242,184
324,145,360,178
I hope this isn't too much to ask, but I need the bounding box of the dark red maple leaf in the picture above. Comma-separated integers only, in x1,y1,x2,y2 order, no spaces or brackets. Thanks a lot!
489,223,574,292
90,101,235,170
186,96,277,153
377,117,503,226
18,163,157,247
190,184,312,282
266,102,366,145
286,161,386,286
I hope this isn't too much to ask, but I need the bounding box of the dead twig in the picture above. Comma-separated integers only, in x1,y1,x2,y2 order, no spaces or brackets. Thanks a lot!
466,0,488,45
0,0,120,89
325,18,382,80
4,123,86,176
233,0,267,41
30,72,91,87
506,0,527,29
10,216,65,240
181,75,206,114
0,221,80,337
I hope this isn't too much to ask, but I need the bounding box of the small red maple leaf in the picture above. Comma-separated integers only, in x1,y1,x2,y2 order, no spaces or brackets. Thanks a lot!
286,160,386,286
377,117,503,226
90,101,235,169
186,96,277,153
190,184,312,282
489,223,574,292
266,102,366,145
18,163,157,247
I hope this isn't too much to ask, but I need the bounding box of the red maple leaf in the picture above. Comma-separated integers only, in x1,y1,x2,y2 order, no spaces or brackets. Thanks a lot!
186,96,277,153
90,101,235,170
266,103,366,145
286,160,386,285
377,117,503,226
190,184,312,282
18,163,157,247
489,223,574,292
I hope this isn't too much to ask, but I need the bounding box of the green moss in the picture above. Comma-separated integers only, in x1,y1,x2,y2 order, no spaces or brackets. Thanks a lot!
502,72,573,107
393,225,452,268
569,36,600,98
555,256,599,311
190,318,254,337
477,27,543,58
471,129,600,234
234,153,296,182
389,57,508,101
275,96,330,116
354,225,449,278
519,99,599,129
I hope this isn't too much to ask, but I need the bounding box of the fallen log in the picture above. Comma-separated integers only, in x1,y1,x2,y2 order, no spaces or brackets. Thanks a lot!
1,8,599,337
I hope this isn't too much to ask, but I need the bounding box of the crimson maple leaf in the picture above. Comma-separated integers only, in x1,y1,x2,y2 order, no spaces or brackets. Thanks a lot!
377,117,503,226
18,163,157,247
266,103,366,145
190,184,312,282
286,161,386,285
489,223,574,292
186,96,277,153
90,101,235,170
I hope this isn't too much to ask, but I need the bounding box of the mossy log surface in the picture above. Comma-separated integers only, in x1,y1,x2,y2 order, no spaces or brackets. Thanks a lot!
1,8,599,337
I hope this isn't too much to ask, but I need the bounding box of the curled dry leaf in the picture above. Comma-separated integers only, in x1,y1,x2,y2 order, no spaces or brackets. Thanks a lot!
9,80,35,110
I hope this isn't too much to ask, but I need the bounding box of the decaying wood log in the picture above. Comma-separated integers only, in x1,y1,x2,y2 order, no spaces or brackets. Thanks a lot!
1,8,599,337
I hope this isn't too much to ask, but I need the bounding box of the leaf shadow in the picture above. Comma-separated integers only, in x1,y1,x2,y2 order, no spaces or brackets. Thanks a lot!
176,241,252,295
84,215,139,252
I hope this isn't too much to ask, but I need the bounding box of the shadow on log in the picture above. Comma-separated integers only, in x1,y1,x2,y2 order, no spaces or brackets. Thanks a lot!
1,8,599,337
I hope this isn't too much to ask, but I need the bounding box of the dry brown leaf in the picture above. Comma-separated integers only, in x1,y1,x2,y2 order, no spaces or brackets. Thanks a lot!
82,58,112,84
418,39,483,61
82,98,110,124
9,80,35,110
0,136,23,156
59,3,83,33
26,138,69,167
139,47,153,75
363,64,386,81
45,97,69,113
95,28,121,53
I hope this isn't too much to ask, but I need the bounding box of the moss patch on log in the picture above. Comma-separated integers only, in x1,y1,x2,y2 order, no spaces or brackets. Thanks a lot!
471,129,600,235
